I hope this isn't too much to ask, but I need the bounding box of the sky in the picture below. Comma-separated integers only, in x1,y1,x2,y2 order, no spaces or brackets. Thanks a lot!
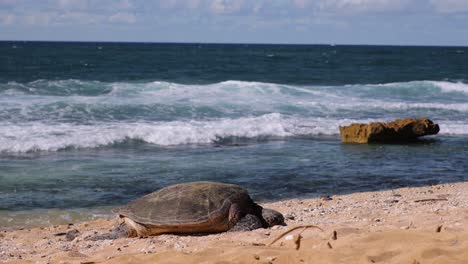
0,0,467,46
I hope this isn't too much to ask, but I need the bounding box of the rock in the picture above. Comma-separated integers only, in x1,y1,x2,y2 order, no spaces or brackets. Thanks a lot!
339,118,439,143
320,195,333,201
67,250,89,258
267,256,277,262
284,214,295,220
65,229,80,241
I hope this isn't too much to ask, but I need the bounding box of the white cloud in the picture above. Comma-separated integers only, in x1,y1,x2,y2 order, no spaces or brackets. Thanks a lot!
56,11,102,24
55,0,136,12
0,0,139,26
187,0,202,9
210,0,244,14
294,0,410,13
158,0,201,9
293,0,311,9
57,0,89,11
431,0,468,13
159,0,178,9
0,12,15,25
24,12,53,25
0,0,17,7
108,12,136,24
115,0,134,10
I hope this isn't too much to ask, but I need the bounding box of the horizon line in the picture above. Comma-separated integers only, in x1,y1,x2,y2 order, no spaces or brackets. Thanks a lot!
1,39,467,48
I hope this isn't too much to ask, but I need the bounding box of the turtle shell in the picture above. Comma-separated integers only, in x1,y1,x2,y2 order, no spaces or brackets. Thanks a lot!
118,181,255,226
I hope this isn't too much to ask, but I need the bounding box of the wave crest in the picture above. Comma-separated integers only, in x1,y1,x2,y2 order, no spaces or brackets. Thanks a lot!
0,114,290,153
1,79,113,96
3,79,466,96
428,81,468,95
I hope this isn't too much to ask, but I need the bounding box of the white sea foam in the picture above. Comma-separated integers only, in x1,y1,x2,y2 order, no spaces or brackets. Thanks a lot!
105,81,468,114
103,80,468,113
437,121,468,135
1,114,467,153
107,80,326,102
324,100,468,112
2,79,467,96
2,79,468,107
0,114,290,152
428,81,468,95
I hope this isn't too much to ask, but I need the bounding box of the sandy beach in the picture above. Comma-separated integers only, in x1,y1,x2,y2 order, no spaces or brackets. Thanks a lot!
1,182,467,264
2,6,468,264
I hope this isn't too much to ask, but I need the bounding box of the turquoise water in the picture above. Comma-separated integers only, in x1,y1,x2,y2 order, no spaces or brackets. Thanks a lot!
0,42,467,229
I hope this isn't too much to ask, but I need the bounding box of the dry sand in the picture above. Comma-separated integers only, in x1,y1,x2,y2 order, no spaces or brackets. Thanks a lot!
1,182,467,264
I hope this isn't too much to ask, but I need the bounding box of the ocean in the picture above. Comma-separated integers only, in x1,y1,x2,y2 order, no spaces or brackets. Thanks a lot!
0,42,467,229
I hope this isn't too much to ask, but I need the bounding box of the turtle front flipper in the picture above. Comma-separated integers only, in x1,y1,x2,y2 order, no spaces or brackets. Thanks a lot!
227,202,243,229
229,207,286,232
229,214,263,232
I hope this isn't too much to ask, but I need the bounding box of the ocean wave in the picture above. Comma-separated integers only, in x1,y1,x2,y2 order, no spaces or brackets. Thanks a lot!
0,114,289,152
0,79,113,96
1,79,468,117
1,79,467,146
324,100,468,112
0,114,466,153
2,79,467,97
372,80,468,95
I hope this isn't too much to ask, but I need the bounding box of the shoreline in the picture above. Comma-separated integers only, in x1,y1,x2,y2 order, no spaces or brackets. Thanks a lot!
1,182,467,263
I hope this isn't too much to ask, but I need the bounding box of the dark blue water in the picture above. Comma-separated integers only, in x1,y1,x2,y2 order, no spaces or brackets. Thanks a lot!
0,42,467,229
2,42,467,84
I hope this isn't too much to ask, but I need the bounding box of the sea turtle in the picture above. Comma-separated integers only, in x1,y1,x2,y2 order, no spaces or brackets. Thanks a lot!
93,181,285,239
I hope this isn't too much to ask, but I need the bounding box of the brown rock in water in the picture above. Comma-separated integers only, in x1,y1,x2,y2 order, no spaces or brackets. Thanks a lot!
339,118,439,143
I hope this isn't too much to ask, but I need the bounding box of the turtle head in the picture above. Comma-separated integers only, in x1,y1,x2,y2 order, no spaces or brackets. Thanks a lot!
261,208,285,227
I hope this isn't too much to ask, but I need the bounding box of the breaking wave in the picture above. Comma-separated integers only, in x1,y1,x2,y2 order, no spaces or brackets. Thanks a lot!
0,114,466,153
1,79,467,152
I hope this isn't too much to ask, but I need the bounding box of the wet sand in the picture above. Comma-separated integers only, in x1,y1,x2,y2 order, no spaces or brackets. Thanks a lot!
1,182,467,264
